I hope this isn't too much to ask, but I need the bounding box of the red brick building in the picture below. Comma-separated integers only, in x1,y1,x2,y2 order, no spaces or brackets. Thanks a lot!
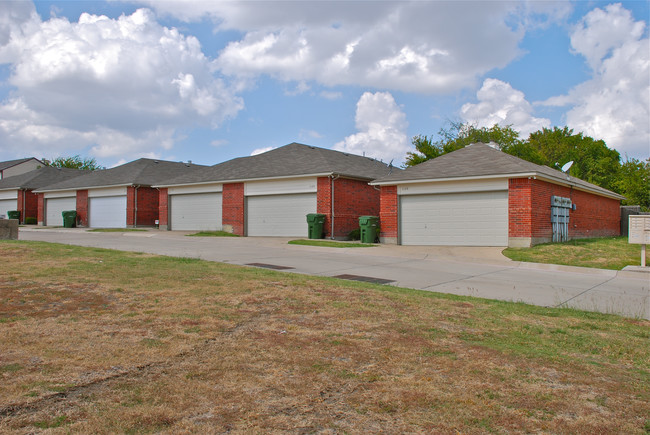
370,143,623,247
0,167,85,223
34,159,204,228
155,143,394,238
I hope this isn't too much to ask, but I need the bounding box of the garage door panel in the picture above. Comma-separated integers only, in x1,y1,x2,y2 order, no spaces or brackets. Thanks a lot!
247,193,316,237
170,193,222,231
401,191,507,246
89,196,126,228
45,197,77,226
0,199,16,219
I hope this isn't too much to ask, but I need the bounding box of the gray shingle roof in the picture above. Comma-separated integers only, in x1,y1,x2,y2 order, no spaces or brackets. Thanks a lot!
0,158,43,171
34,158,206,192
0,167,87,191
372,142,623,199
156,143,398,187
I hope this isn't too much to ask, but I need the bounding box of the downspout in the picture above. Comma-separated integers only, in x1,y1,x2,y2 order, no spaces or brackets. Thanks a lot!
330,174,339,239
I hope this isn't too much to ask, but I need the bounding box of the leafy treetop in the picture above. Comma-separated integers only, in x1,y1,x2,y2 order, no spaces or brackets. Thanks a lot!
42,155,103,171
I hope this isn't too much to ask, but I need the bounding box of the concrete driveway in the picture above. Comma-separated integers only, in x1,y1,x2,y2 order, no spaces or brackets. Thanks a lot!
17,227,650,320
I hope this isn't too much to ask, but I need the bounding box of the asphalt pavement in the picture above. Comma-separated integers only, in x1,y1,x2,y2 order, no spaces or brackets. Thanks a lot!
16,227,650,320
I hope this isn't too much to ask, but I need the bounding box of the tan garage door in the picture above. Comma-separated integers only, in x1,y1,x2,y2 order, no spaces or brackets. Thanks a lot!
247,193,316,237
400,191,508,246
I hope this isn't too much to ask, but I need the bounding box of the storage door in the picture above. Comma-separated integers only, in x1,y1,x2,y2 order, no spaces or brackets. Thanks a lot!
400,191,508,246
45,197,77,226
247,193,316,237
89,196,127,228
170,193,222,231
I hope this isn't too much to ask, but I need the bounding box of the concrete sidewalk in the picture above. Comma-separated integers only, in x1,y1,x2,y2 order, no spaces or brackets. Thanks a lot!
16,227,650,320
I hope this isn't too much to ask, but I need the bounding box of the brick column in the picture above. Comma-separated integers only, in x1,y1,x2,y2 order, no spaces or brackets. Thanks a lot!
222,183,245,236
76,190,89,227
379,185,398,244
158,188,169,230
37,193,44,226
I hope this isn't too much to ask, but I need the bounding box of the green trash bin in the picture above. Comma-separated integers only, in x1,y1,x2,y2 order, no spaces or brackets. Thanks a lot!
359,215,379,243
7,210,20,220
62,210,77,228
306,213,326,239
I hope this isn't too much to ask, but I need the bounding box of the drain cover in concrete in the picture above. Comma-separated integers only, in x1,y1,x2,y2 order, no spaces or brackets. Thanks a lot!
246,263,295,270
333,274,395,285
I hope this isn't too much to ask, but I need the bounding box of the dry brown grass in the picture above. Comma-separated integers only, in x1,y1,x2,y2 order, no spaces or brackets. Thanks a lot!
1,241,648,434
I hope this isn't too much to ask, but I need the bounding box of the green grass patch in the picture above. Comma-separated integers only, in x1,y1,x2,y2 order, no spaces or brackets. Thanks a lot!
288,239,375,248
33,415,68,429
502,236,646,270
87,228,149,232
186,231,239,237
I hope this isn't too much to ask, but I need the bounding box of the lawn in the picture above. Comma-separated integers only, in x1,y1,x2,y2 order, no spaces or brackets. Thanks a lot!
1,241,648,433
288,239,375,248
503,236,647,270
86,228,149,233
186,231,240,237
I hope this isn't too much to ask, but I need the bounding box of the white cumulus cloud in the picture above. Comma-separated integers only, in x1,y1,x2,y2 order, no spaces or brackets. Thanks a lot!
138,1,565,94
0,5,243,161
334,92,408,163
460,78,551,137
542,4,649,158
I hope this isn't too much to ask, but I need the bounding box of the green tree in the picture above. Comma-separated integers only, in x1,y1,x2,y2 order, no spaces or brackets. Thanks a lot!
404,121,522,167
525,127,621,191
42,155,103,171
615,157,650,210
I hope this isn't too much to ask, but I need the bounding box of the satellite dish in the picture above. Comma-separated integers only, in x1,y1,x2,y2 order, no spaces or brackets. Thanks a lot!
561,161,574,172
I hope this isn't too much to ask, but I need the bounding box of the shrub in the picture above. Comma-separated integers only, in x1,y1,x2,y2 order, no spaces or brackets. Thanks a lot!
348,228,360,240
25,217,37,225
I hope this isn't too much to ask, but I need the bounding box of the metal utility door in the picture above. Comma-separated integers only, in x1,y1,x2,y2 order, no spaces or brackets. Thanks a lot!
551,196,572,242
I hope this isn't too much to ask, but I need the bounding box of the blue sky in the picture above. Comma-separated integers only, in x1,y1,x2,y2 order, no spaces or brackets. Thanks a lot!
0,0,648,168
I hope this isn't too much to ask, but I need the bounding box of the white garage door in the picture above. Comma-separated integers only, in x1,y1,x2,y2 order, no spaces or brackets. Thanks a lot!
247,193,316,237
45,197,76,226
400,191,508,246
0,199,16,219
89,196,126,228
170,193,222,231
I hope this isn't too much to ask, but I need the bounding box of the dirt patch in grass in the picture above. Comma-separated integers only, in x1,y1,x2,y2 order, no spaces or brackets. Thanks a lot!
1,241,648,433
503,236,647,270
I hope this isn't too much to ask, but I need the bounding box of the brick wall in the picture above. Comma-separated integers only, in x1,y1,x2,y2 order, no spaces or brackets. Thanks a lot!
509,178,620,244
379,185,398,243
158,188,168,229
316,177,380,238
126,187,135,226
37,193,44,225
76,190,88,227
134,187,159,226
222,182,245,235
508,179,533,238
16,190,38,223
24,190,38,222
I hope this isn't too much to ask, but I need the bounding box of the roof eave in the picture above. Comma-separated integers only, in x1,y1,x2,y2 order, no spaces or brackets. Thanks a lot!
154,172,338,188
370,172,624,200
34,182,135,193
